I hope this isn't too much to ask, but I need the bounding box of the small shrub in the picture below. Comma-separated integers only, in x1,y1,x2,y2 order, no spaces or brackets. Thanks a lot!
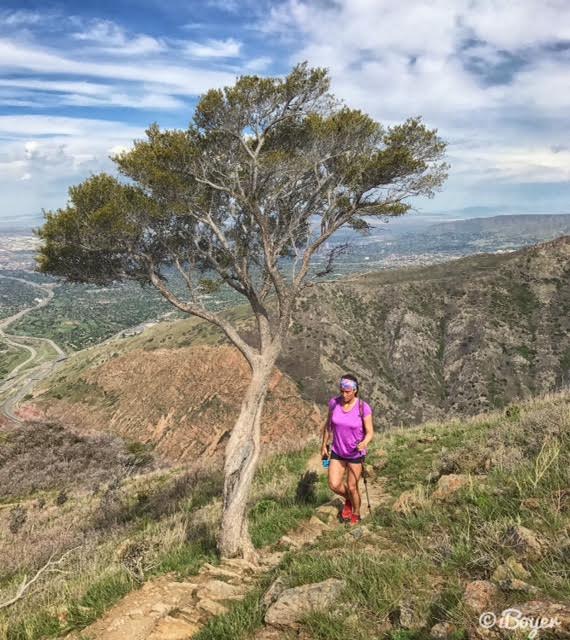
9,505,27,534
505,404,521,421
125,441,154,468
295,471,319,504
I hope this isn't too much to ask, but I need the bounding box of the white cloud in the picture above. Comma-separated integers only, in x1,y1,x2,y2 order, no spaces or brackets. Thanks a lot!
182,37,242,58
0,78,113,96
1,3,569,222
0,9,45,27
0,77,186,110
0,116,147,215
63,91,187,110
71,19,164,56
261,0,570,191
0,37,237,94
465,0,570,50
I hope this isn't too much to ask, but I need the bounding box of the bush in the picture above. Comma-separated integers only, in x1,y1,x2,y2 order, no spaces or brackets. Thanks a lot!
295,471,319,504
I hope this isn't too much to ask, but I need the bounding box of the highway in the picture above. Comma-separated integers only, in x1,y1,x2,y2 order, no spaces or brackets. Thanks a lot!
0,274,66,424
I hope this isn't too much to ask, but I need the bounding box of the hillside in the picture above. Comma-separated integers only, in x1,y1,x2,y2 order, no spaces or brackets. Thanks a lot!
19,236,569,464
21,341,320,468
280,235,570,426
2,389,568,639
424,213,570,237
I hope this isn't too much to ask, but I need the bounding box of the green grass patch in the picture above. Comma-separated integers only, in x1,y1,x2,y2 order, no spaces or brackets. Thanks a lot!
4,571,133,640
66,571,134,630
191,586,266,640
254,446,314,486
152,539,218,580
249,492,329,548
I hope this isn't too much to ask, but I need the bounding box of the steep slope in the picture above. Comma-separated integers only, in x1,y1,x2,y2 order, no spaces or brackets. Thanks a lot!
26,342,321,467
3,389,568,639
279,235,570,427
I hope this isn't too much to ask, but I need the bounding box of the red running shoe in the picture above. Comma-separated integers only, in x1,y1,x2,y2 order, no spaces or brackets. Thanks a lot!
341,498,352,521
349,514,362,526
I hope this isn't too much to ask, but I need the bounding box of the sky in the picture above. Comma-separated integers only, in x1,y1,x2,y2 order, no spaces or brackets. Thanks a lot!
0,0,569,231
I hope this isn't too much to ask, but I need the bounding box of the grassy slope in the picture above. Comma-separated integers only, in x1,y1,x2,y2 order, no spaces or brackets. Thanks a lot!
0,426,327,639
1,389,568,639
195,389,569,640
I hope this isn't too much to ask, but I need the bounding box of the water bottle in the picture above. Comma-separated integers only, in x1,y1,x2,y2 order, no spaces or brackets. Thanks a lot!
322,444,331,469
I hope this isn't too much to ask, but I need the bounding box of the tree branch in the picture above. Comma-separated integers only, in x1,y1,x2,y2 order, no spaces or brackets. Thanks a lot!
0,547,80,610
147,263,258,369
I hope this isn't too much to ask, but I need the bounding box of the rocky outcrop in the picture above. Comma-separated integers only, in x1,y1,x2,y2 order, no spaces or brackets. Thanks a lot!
431,473,471,501
503,525,545,561
264,578,346,630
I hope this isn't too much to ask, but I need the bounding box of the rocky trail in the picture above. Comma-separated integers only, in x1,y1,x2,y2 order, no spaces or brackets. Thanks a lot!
71,456,391,640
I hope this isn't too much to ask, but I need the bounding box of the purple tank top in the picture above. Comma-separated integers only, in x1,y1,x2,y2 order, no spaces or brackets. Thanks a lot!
328,396,372,459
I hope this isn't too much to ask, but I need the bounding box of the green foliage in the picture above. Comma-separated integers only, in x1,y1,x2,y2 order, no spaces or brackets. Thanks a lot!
35,63,448,323
510,282,540,315
125,440,155,467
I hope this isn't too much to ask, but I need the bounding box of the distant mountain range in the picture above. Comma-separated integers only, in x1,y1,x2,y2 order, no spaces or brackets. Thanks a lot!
386,213,570,254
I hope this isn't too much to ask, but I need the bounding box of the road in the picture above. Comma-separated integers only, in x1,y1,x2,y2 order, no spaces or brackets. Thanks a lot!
0,273,172,425
0,274,66,424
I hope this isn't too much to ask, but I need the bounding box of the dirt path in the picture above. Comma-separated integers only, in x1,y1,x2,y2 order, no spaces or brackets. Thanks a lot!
71,458,390,640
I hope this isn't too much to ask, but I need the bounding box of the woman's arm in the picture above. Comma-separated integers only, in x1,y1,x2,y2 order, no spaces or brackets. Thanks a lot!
357,414,374,451
321,408,332,454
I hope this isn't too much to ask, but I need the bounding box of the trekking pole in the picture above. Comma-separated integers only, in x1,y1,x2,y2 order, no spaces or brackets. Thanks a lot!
361,459,372,515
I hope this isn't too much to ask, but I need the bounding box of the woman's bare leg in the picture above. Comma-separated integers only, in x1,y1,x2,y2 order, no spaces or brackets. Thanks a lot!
328,459,349,499
346,462,363,515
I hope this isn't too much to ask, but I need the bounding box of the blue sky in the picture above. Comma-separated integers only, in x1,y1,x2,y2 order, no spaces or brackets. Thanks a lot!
1,0,569,230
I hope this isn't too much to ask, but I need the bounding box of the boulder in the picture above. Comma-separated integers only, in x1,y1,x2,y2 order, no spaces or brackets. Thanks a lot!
432,474,470,501
264,578,345,629
464,580,499,613
503,525,544,561
315,504,341,523
262,576,287,608
196,597,229,617
521,497,541,511
430,621,458,639
198,579,246,601
392,600,430,630
491,556,531,582
497,578,538,594
392,489,426,514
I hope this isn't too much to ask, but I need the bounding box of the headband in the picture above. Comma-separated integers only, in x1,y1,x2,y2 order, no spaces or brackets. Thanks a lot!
340,378,358,390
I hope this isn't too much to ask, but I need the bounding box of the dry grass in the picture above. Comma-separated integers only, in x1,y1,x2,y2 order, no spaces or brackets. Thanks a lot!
1,389,568,639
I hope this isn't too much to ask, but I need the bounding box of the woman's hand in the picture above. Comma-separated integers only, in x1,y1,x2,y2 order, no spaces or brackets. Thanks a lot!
321,444,329,458
356,441,368,452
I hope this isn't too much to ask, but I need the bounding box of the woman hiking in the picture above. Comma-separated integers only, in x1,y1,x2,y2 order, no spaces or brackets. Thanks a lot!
321,374,374,525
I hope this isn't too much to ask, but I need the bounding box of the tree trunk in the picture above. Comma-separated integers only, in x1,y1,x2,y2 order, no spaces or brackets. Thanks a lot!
218,345,280,560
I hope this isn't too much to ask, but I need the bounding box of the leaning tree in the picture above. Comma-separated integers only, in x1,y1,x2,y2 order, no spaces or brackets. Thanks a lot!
36,63,448,559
